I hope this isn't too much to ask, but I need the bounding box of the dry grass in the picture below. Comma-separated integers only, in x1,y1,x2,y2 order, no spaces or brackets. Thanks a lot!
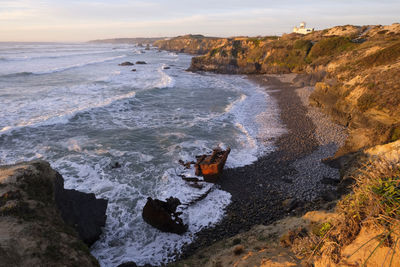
357,41,400,68
325,158,400,263
285,157,400,265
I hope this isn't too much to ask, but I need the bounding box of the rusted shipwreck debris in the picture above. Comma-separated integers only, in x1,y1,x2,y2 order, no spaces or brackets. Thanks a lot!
142,147,230,233
142,197,187,234
179,147,231,182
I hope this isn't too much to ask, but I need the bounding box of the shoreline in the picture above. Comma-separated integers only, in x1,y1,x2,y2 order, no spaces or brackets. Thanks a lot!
177,73,347,260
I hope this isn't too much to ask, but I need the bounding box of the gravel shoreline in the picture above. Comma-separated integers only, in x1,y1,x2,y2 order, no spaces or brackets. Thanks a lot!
177,74,347,260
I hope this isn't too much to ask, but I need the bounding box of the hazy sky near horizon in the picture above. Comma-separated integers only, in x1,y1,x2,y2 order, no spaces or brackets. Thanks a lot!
1,0,399,42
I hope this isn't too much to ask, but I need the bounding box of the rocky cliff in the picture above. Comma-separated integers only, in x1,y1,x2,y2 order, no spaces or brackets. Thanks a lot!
0,160,107,267
156,24,400,159
154,34,228,55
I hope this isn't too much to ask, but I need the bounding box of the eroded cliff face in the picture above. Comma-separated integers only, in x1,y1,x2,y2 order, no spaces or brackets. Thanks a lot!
308,23,400,156
0,160,106,267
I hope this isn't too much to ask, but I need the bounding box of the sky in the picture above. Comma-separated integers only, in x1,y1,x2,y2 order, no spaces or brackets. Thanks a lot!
1,0,399,42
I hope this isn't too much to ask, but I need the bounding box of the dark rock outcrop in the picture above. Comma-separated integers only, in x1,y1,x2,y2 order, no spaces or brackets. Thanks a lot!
142,197,187,234
54,173,108,246
0,160,102,266
135,61,147,64
119,62,134,66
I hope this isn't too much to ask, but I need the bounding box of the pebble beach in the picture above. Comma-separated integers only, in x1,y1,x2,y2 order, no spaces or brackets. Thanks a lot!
179,73,347,258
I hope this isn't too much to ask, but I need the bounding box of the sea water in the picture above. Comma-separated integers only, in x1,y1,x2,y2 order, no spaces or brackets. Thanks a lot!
0,42,285,266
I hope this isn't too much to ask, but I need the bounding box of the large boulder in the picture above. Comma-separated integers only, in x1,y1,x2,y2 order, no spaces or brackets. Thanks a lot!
0,160,103,266
142,197,187,234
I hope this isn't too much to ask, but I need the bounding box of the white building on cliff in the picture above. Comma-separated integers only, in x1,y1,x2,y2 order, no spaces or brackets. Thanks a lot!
293,22,314,34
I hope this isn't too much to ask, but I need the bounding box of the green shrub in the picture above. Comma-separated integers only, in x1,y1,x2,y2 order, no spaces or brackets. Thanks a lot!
293,39,313,51
209,48,219,57
390,127,400,142
247,38,261,47
307,36,356,61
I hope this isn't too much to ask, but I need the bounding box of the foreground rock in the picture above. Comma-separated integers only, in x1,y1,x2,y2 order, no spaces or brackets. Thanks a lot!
0,160,106,266
54,173,108,246
142,197,187,234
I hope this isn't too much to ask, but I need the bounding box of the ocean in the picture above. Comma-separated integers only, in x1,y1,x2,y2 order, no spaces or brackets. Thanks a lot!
0,42,285,266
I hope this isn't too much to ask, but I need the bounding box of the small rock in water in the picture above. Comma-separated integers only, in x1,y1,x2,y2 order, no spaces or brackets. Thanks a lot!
131,69,137,72
136,61,147,64
163,66,170,70
119,61,134,66
111,162,121,169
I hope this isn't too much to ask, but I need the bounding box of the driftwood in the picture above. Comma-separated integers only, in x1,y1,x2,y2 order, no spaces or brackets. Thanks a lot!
181,187,214,208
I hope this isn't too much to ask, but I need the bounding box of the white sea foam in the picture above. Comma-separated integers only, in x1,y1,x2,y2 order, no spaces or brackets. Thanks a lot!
0,49,129,62
0,90,137,135
154,65,175,88
0,44,287,267
34,55,127,75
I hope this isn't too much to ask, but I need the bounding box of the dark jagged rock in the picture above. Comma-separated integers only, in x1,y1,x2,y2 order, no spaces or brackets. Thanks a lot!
119,62,134,66
131,69,137,72
163,66,170,69
142,197,187,234
54,174,108,246
135,61,147,64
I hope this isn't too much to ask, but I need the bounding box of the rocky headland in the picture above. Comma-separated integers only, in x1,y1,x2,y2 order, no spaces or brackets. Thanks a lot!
0,160,107,267
155,23,400,266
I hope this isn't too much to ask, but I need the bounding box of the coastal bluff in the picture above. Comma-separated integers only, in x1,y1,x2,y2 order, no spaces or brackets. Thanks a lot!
0,160,107,267
155,23,400,159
